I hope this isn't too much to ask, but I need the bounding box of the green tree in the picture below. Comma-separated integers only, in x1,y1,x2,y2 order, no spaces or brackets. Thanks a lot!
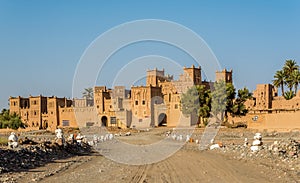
284,91,294,100
283,59,299,93
0,109,25,130
225,83,236,119
272,59,299,99
291,69,300,95
231,87,252,116
180,85,212,125
273,70,285,96
211,80,227,122
181,86,200,117
197,85,211,124
82,87,94,100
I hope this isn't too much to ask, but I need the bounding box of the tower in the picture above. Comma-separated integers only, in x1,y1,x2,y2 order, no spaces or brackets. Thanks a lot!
183,65,202,85
215,69,233,83
146,68,165,87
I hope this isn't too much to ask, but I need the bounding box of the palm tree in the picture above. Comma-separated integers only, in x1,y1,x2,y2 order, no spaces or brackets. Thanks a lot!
273,70,285,96
291,69,300,95
82,87,94,100
283,60,299,92
284,91,294,100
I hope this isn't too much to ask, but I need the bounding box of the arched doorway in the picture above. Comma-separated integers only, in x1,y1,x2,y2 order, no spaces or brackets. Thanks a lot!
158,113,167,126
101,116,108,127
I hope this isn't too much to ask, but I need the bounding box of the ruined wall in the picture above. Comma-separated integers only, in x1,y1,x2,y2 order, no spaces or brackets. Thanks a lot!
272,96,300,110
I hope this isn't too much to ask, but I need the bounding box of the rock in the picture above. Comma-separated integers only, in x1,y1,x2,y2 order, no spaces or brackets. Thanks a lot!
210,144,220,150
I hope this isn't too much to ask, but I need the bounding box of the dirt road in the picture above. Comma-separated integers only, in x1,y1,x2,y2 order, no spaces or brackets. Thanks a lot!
4,128,298,183
36,149,280,183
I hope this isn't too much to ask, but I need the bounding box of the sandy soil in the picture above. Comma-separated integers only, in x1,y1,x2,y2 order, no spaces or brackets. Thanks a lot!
1,128,299,183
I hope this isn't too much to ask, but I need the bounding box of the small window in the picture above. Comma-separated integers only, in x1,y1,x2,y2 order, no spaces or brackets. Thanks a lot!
175,104,178,109
142,100,145,105
135,101,138,105
62,120,70,126
97,105,99,108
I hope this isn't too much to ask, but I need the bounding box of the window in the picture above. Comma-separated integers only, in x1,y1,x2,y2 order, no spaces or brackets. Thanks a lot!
97,105,99,108
175,104,178,109
110,117,117,124
142,100,145,105
86,122,94,127
135,101,138,105
62,120,70,126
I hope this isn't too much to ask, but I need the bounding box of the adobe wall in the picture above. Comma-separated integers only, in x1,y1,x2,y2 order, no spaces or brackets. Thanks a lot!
229,110,300,132
272,96,300,109
59,107,100,128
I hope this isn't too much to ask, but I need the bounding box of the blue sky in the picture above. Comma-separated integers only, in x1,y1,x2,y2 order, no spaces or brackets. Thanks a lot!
0,0,300,110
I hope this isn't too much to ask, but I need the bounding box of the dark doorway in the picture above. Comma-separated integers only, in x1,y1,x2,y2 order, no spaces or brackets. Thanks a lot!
158,113,167,126
42,120,48,129
101,116,108,127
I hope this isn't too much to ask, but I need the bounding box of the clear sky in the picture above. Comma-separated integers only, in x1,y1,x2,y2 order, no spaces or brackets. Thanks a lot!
0,0,300,110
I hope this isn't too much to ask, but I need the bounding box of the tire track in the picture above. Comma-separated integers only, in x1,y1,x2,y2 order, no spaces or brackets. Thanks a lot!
131,164,148,183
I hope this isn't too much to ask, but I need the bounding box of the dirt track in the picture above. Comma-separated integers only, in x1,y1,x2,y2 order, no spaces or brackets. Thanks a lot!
3,128,299,183
37,149,280,183
14,130,297,183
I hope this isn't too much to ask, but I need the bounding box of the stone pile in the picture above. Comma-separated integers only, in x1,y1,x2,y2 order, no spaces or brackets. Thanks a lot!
0,140,92,174
84,133,117,146
7,132,18,149
216,137,300,175
250,133,263,152
268,139,300,159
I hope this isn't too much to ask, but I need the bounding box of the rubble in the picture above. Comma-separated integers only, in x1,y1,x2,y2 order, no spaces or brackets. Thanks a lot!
0,139,92,174
216,137,300,176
